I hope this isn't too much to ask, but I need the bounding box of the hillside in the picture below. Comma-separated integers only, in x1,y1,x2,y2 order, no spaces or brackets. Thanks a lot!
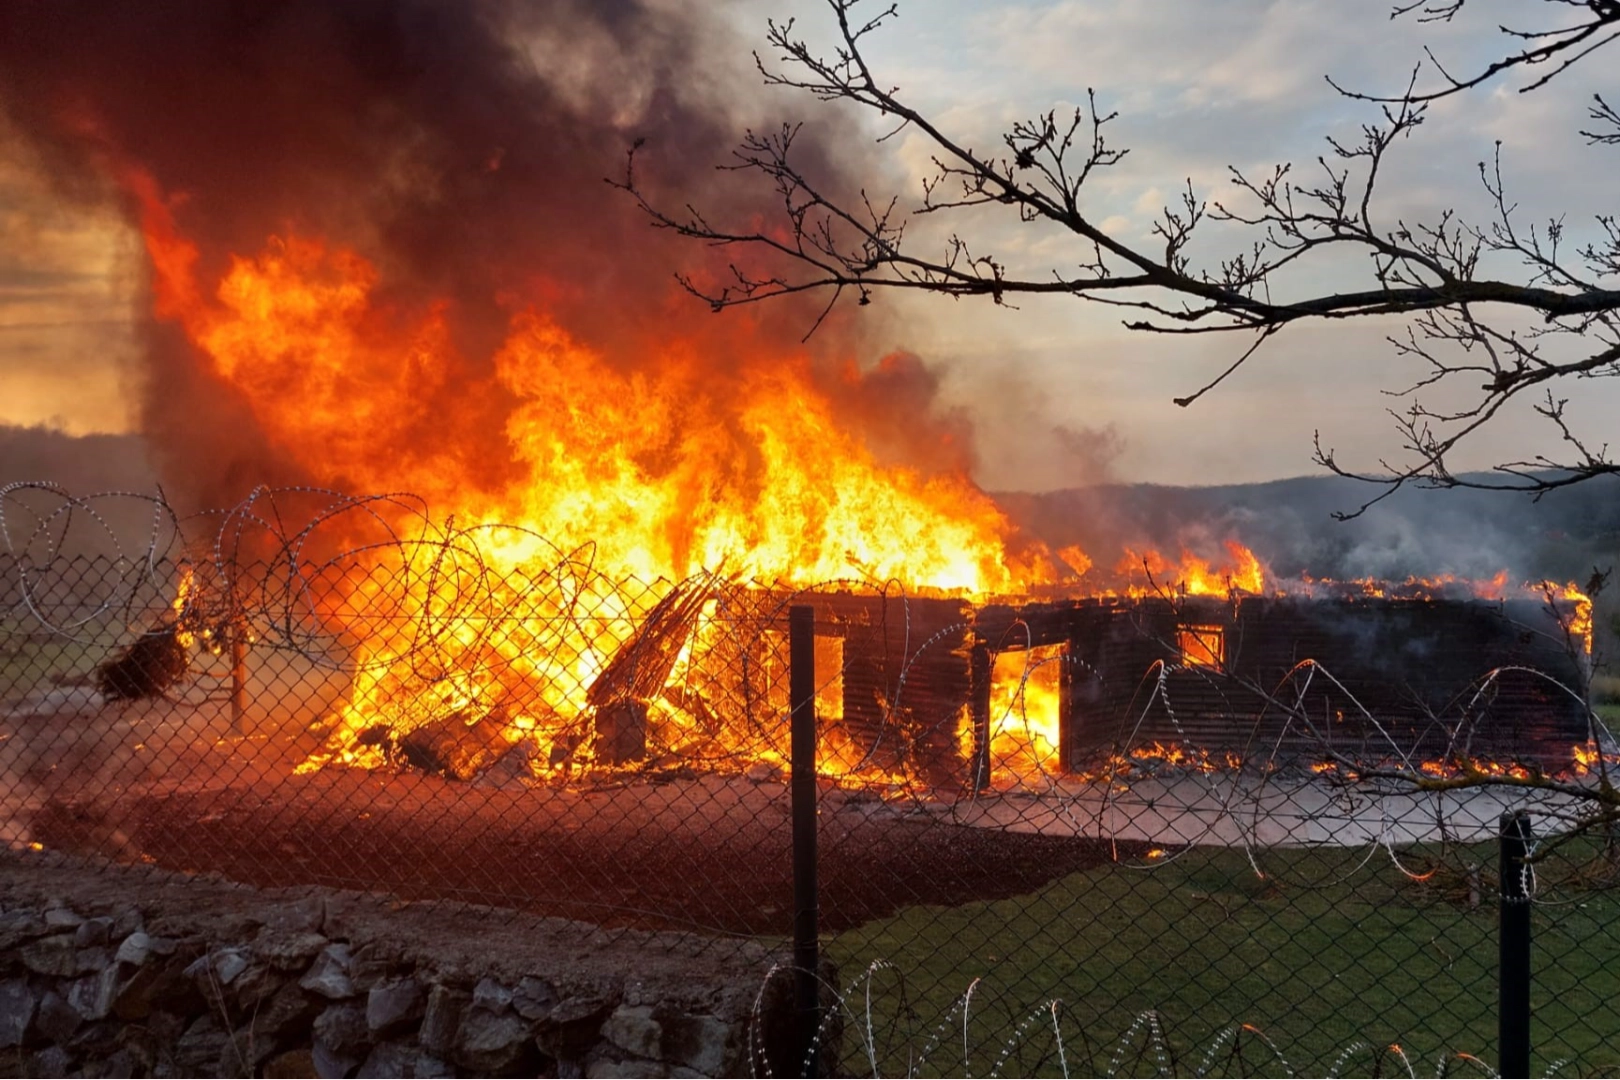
3,422,1615,595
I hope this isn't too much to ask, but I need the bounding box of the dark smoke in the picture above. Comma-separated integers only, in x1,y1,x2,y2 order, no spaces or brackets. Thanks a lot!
0,427,154,496
0,0,973,512
0,427,161,559
998,474,1620,586
821,351,980,477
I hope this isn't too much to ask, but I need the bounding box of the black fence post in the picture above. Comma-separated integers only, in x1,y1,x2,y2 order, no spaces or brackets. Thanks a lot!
229,630,249,736
968,643,992,791
1500,810,1533,1079
788,605,821,1077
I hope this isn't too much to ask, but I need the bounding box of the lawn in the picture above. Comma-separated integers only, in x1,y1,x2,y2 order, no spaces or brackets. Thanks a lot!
0,619,123,699
825,840,1620,1077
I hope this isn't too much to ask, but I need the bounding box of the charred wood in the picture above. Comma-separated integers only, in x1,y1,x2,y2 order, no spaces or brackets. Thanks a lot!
587,576,718,766
399,709,522,781
96,624,190,702
586,578,716,709
591,700,648,766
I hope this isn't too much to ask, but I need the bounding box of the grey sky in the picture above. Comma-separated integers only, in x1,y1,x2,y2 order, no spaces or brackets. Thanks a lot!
739,0,1618,488
2,0,1613,489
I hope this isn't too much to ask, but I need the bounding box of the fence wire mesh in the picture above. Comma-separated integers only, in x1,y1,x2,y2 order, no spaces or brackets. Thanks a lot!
2,485,1616,1076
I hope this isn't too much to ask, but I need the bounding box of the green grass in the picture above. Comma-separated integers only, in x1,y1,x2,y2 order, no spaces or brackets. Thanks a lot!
826,843,1620,1077
0,621,112,701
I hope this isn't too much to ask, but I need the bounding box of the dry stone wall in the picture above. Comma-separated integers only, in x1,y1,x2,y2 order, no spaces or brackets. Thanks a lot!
0,862,793,1078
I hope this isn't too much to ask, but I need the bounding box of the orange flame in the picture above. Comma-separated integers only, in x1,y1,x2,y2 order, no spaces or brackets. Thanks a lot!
1550,581,1594,656
984,645,1065,784
129,173,1044,597
115,166,1598,786
125,169,1079,779
169,565,197,649
1116,540,1265,597
1298,570,1516,603
1569,742,1620,778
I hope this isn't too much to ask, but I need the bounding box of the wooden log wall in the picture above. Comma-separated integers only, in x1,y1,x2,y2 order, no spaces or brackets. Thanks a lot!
765,590,1592,787
773,593,973,787
975,595,1592,774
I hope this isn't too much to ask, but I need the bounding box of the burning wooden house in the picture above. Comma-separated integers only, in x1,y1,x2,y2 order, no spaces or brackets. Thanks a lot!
777,586,1594,790
279,521,1594,792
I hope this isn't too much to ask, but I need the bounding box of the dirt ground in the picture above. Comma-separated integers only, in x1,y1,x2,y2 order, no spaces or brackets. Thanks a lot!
3,674,1129,939
24,765,1130,937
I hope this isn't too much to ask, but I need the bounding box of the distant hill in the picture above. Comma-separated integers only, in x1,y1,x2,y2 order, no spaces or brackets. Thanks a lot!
3,422,1614,590
0,425,157,494
0,425,161,557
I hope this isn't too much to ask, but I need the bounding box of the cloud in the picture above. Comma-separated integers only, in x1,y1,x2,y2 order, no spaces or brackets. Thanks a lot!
0,136,141,434
1,0,1610,494
756,0,1616,487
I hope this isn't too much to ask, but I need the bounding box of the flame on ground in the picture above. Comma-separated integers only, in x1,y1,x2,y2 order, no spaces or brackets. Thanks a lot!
1310,745,1610,784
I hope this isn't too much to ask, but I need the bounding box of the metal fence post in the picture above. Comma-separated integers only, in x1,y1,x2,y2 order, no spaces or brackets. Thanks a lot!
789,604,821,1077
1500,810,1533,1079
229,630,249,736
968,643,992,791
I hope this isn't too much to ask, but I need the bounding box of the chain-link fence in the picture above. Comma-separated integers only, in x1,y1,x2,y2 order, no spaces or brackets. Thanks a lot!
2,486,1615,1076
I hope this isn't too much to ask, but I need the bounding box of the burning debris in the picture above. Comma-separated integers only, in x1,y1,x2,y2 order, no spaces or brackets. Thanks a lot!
0,0,1601,797
95,626,189,702
94,566,209,702
397,706,525,782
0,482,1605,811
22,481,1589,796
585,574,721,766
282,536,1595,794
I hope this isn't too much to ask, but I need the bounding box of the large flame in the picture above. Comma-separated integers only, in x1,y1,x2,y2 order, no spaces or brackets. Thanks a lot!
118,169,1598,787
125,169,1072,780
129,174,1034,595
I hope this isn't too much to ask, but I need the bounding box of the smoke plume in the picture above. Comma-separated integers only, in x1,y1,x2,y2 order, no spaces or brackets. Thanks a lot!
0,0,974,514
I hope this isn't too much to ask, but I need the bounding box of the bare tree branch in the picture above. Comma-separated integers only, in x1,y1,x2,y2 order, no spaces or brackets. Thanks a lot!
619,0,1619,507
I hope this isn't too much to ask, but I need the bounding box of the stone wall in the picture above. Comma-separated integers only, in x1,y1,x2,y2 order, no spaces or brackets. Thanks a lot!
0,861,795,1078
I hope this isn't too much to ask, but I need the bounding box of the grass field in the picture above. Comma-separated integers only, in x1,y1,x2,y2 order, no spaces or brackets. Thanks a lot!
1596,701,1620,731
825,841,1620,1077
0,618,147,710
